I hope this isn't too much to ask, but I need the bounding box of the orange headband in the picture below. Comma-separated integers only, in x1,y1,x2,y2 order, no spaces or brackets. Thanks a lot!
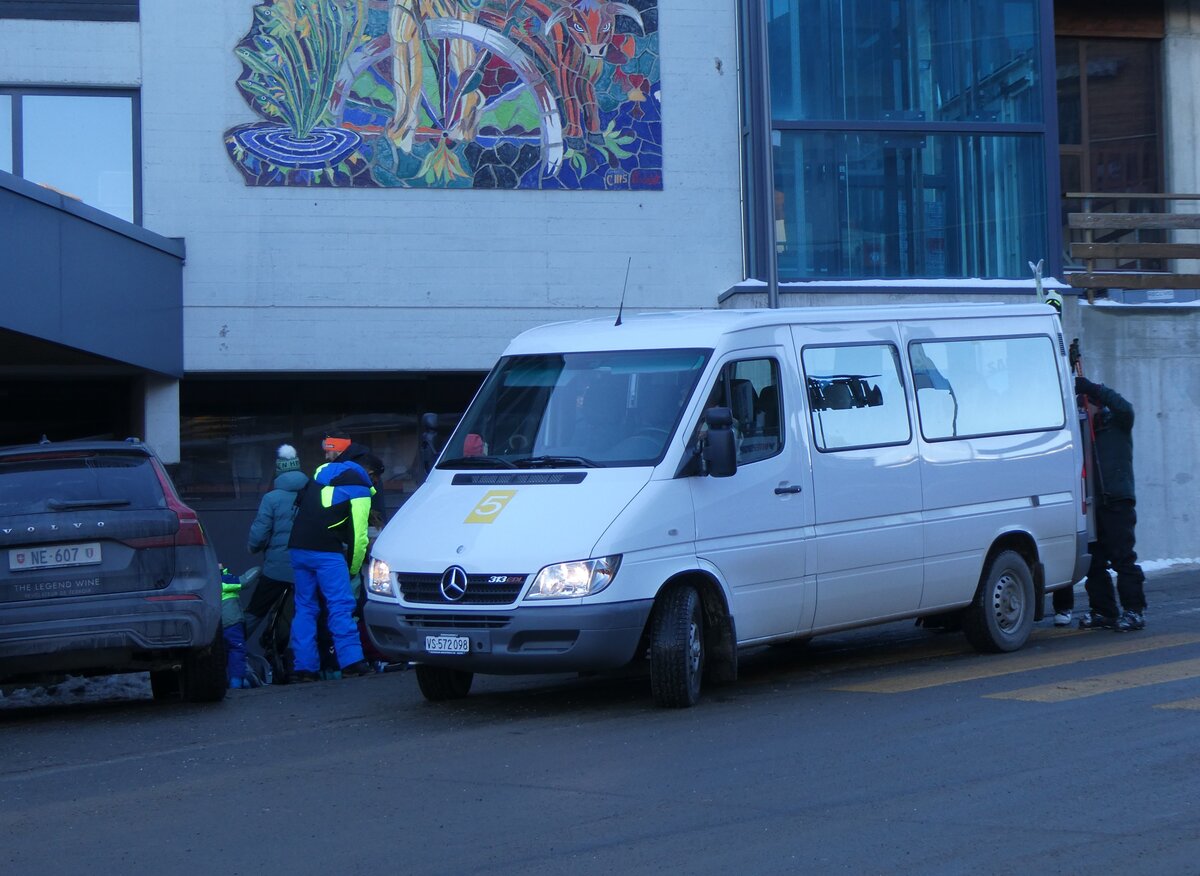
322,436,351,454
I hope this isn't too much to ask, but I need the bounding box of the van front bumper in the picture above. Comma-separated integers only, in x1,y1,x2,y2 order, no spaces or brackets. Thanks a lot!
364,598,654,674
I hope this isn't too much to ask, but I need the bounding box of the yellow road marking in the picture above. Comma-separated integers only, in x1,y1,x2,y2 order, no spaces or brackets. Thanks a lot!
1154,696,1200,711
831,633,1200,693
779,625,1079,677
988,658,1200,702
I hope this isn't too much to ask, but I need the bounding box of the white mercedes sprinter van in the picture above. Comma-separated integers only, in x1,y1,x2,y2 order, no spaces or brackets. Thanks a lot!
364,304,1090,707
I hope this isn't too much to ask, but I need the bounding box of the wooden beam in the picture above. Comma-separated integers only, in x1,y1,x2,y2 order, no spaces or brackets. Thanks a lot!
1069,213,1200,231
1064,273,1200,290
1070,243,1200,260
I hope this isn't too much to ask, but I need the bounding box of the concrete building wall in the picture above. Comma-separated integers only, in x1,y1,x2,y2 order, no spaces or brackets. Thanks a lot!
136,0,747,374
1077,304,1200,563
0,18,139,85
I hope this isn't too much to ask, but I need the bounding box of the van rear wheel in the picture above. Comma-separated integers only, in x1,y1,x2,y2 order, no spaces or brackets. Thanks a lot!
415,665,474,701
963,550,1035,653
650,586,705,708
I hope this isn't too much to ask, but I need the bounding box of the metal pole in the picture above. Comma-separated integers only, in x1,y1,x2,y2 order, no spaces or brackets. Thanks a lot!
756,0,780,309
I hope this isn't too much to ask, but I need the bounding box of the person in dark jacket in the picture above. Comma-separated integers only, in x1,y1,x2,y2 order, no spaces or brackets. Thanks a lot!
285,433,374,680
1059,377,1147,632
245,444,308,636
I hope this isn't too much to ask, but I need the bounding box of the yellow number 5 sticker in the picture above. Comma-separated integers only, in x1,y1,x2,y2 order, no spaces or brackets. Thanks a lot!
465,490,516,524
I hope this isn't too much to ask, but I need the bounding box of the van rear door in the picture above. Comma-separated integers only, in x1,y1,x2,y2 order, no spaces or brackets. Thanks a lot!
904,317,1080,606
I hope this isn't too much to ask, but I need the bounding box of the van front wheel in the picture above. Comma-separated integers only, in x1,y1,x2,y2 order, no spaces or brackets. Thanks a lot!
650,586,705,708
963,550,1035,653
415,665,474,701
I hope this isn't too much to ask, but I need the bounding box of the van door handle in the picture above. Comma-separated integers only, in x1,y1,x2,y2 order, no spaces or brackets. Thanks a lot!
774,484,803,495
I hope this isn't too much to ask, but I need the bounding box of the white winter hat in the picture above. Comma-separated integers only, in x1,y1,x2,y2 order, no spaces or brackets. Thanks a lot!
275,444,301,474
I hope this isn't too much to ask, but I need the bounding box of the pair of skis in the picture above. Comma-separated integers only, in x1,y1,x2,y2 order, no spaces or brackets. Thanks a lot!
1028,259,1064,314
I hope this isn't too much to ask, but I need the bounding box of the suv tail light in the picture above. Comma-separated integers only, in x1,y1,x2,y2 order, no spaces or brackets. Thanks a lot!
150,459,209,547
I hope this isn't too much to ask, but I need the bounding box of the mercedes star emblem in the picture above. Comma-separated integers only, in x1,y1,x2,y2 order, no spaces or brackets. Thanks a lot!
439,565,468,602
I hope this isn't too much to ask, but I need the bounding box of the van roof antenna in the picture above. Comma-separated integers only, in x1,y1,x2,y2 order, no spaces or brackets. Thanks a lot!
615,257,631,326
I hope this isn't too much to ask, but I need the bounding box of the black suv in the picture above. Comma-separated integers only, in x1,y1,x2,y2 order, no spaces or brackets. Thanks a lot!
0,439,226,702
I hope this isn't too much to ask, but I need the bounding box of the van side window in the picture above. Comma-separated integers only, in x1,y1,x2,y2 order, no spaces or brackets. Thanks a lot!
910,336,1065,440
802,344,911,452
695,358,784,464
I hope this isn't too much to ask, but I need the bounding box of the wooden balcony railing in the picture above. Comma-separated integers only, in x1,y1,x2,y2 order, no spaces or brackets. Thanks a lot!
1065,193,1200,302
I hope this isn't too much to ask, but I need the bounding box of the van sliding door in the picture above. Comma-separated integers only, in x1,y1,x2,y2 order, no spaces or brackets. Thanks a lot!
797,332,924,630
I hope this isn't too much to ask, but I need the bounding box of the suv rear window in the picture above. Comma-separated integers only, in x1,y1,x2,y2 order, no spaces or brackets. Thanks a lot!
0,454,166,515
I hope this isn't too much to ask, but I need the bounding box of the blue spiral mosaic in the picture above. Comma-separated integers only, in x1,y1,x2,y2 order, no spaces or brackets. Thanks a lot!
232,125,362,170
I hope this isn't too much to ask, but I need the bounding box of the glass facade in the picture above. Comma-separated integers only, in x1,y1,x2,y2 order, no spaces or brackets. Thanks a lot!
0,89,137,223
774,130,1045,279
753,0,1052,281
770,0,1042,124
176,374,484,503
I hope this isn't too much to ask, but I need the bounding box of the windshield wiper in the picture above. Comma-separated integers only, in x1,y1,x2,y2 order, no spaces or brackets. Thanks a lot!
438,455,518,469
46,498,132,509
514,455,601,469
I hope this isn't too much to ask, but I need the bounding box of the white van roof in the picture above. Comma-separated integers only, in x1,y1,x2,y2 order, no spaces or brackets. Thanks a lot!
504,303,1060,355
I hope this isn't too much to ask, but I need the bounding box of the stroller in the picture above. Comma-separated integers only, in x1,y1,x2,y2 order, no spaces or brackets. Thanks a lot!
241,567,392,684
236,566,292,686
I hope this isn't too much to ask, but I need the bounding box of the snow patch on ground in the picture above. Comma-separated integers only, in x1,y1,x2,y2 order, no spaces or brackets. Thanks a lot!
1,671,151,710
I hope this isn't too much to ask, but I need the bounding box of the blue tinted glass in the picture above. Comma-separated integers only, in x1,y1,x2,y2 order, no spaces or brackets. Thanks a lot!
769,0,1042,123
773,131,1047,279
22,94,134,221
0,95,11,173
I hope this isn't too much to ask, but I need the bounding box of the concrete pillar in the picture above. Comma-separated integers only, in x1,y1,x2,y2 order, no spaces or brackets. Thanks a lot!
141,375,181,464
1163,0,1200,271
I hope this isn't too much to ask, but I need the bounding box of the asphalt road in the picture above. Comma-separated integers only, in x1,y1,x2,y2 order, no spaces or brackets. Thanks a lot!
2,566,1198,876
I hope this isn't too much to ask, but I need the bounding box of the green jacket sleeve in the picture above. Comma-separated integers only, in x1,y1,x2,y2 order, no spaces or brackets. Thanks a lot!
348,492,372,576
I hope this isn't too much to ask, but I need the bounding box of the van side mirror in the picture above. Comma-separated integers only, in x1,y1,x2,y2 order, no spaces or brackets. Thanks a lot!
703,407,737,478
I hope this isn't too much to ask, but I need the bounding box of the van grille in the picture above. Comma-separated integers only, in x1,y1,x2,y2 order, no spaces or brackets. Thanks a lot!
402,614,512,630
398,572,527,605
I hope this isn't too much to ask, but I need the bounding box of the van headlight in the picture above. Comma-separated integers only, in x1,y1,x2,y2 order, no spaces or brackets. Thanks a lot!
367,557,395,598
525,556,621,600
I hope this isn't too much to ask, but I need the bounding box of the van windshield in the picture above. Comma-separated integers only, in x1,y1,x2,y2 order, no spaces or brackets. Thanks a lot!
439,349,711,469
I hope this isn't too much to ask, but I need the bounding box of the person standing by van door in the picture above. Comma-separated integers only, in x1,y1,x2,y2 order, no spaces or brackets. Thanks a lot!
286,433,375,680
1072,377,1147,632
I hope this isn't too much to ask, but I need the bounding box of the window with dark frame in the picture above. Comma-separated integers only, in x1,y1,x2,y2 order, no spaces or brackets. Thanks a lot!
0,87,140,224
0,1,138,22
744,0,1054,282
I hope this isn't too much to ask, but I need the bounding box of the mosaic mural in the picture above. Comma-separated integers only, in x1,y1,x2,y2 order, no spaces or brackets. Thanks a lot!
223,0,662,190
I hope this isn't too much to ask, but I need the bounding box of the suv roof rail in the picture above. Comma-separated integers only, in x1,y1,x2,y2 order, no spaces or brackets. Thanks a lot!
124,436,143,444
